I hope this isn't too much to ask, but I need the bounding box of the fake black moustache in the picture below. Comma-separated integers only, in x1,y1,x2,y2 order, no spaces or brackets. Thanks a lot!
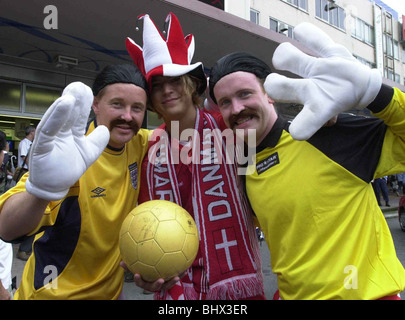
229,110,257,129
109,119,140,134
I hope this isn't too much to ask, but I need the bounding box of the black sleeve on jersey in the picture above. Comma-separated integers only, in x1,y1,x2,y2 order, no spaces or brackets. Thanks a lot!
366,84,394,114
307,114,387,183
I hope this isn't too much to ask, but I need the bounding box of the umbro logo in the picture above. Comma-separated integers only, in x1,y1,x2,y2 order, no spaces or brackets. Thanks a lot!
91,187,106,198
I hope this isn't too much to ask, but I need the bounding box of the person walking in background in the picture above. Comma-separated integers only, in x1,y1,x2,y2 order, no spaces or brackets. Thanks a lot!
0,138,10,194
17,126,35,170
16,126,36,261
374,177,390,207
396,173,405,195
0,130,12,300
388,175,400,197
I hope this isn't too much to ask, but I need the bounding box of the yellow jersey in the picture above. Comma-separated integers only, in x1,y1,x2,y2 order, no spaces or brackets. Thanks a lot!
246,86,405,299
0,120,150,299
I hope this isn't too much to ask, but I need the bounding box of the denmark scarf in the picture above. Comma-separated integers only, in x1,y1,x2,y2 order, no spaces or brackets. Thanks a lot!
144,109,263,300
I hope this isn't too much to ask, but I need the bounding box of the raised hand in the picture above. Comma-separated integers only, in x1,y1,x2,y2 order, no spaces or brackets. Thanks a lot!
25,82,110,201
264,22,382,140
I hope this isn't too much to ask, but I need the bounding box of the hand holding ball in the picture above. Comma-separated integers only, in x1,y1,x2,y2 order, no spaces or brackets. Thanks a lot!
119,200,199,282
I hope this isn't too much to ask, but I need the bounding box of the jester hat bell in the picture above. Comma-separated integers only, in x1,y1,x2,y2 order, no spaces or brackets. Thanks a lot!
126,13,207,95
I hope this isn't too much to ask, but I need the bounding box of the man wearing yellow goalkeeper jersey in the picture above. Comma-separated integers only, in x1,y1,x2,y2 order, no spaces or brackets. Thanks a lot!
209,23,405,300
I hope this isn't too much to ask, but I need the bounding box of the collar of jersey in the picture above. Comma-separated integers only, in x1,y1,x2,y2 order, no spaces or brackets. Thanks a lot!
256,116,289,153
87,119,125,153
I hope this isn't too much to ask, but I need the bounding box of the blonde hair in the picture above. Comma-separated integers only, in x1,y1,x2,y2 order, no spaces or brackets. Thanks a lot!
150,74,203,113
182,74,203,107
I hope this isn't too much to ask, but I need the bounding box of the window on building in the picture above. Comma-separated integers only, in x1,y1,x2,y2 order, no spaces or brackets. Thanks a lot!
198,0,224,10
353,55,375,69
315,0,346,30
394,73,400,84
270,18,278,32
0,81,21,112
250,9,260,24
384,69,392,81
298,0,307,10
384,34,394,58
384,64,395,81
25,85,61,114
393,40,399,60
270,18,293,38
281,0,308,11
385,69,400,83
384,13,393,35
0,80,62,116
364,25,374,45
351,17,374,46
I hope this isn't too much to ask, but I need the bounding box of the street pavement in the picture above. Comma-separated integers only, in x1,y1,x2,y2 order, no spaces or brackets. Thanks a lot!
9,192,405,300
387,216,405,299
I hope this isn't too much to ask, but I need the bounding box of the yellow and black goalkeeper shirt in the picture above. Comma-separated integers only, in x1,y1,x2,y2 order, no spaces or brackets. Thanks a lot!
0,120,150,299
246,85,405,300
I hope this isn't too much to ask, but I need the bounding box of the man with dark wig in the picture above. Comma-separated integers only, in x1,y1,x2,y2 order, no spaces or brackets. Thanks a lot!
209,23,405,299
0,64,150,299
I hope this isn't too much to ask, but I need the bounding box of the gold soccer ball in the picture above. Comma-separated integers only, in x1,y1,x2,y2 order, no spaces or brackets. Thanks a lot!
119,200,199,282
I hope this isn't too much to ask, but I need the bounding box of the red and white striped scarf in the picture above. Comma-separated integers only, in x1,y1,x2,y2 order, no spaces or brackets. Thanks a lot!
145,110,264,300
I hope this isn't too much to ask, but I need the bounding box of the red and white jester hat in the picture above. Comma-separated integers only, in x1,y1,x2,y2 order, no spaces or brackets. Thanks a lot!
126,13,207,94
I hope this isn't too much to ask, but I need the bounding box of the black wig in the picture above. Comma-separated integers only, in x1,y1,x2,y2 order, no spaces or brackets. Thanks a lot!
92,64,148,97
209,52,272,103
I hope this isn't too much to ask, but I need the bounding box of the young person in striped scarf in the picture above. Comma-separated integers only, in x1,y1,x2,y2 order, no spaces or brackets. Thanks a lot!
126,13,265,300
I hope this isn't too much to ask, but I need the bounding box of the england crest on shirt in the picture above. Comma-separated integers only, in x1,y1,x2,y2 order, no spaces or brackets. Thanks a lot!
129,162,138,190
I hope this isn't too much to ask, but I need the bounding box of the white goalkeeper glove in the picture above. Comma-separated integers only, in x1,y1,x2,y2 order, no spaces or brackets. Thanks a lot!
264,22,382,140
25,82,110,201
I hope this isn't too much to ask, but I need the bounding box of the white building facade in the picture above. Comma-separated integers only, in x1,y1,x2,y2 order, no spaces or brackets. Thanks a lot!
227,0,405,86
0,0,403,156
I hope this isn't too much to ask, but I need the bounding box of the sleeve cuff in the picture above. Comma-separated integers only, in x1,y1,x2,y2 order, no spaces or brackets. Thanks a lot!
367,84,394,114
